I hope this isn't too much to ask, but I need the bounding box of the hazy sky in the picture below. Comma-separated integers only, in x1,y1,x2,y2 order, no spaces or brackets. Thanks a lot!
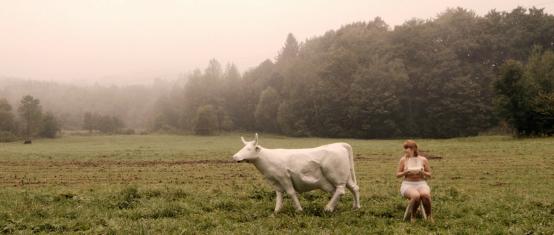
1,0,552,85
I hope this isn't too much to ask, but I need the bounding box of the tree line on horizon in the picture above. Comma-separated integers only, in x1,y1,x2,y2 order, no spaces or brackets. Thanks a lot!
159,7,553,138
0,95,132,142
0,7,552,141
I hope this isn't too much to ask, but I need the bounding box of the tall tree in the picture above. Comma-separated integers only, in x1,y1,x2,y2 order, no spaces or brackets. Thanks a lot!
0,98,16,133
237,60,276,131
495,60,532,135
17,95,42,142
496,49,554,136
39,112,60,138
276,33,299,64
349,57,408,138
194,105,218,135
0,98,17,142
254,87,281,133
182,60,225,132
221,63,242,130
523,48,554,135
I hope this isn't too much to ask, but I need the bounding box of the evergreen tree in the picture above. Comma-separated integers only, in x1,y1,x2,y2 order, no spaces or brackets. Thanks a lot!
17,95,42,142
221,64,242,130
254,87,280,133
277,33,299,64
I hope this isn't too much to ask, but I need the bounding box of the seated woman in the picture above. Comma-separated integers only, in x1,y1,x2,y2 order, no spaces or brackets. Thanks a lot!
396,140,433,222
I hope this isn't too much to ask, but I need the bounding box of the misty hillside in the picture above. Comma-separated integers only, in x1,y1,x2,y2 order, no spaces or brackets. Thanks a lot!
0,78,187,129
1,7,553,138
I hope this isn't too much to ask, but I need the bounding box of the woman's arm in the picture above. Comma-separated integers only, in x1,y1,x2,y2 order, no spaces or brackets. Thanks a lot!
396,157,407,178
422,157,431,178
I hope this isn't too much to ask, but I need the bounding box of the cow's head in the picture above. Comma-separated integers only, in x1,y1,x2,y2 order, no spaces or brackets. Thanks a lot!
233,133,260,163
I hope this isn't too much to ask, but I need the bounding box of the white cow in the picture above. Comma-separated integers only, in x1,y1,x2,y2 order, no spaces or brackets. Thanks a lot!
232,133,360,212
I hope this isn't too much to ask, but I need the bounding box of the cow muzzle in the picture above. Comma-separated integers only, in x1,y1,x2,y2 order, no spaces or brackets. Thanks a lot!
233,156,244,163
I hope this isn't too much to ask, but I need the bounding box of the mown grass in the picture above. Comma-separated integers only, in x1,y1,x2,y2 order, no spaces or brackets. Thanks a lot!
0,134,552,234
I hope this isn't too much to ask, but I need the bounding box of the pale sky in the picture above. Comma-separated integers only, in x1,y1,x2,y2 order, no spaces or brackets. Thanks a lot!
0,0,552,85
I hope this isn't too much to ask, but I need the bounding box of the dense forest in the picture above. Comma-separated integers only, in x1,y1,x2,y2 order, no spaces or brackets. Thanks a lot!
1,7,553,140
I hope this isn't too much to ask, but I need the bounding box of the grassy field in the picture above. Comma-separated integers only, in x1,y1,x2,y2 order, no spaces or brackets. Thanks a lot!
0,134,552,234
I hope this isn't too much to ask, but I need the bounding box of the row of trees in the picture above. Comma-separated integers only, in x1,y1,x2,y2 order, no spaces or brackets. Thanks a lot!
0,95,60,142
0,78,173,129
150,7,554,137
2,7,550,138
0,95,130,142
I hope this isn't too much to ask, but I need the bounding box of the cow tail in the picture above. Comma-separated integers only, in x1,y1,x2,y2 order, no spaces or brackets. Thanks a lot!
343,143,357,185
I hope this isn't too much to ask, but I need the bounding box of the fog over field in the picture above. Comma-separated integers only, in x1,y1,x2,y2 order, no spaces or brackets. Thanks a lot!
1,0,552,85
1,1,553,138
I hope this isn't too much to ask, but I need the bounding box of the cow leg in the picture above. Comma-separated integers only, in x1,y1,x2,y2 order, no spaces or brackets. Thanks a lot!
274,191,284,213
324,185,345,212
285,189,303,212
346,180,361,209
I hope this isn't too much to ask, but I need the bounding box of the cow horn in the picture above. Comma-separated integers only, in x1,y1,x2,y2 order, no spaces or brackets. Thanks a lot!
241,136,247,145
254,133,259,145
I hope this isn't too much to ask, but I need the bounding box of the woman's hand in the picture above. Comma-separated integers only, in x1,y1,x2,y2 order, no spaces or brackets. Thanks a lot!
406,167,423,175
396,170,407,178
418,167,424,176
422,170,432,178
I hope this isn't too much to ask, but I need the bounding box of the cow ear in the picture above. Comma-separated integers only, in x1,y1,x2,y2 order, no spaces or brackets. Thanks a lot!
254,133,259,145
241,136,247,145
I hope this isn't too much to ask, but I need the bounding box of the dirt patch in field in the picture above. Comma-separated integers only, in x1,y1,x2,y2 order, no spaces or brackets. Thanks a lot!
419,150,443,160
355,156,374,161
355,151,443,161
0,159,235,167
424,155,443,160
126,159,235,167
491,181,508,187
0,158,239,187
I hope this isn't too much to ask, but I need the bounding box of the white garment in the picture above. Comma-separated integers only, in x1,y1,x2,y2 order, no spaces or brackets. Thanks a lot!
400,180,430,196
404,156,424,172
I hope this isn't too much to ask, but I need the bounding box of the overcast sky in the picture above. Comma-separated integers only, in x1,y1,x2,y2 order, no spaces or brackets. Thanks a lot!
0,0,552,85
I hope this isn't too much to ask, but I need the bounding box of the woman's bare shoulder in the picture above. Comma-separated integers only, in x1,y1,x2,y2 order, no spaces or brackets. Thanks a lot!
418,156,429,163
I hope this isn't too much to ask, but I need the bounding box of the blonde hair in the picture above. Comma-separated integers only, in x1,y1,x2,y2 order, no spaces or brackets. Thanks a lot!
403,140,419,157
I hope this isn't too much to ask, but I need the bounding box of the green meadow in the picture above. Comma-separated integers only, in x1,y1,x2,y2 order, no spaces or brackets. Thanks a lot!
0,134,552,234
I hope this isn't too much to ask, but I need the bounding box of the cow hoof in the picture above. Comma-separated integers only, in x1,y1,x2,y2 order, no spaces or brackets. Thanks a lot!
324,207,334,212
353,205,361,210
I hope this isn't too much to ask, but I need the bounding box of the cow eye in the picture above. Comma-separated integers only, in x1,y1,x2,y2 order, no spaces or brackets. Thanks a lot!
255,146,260,152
